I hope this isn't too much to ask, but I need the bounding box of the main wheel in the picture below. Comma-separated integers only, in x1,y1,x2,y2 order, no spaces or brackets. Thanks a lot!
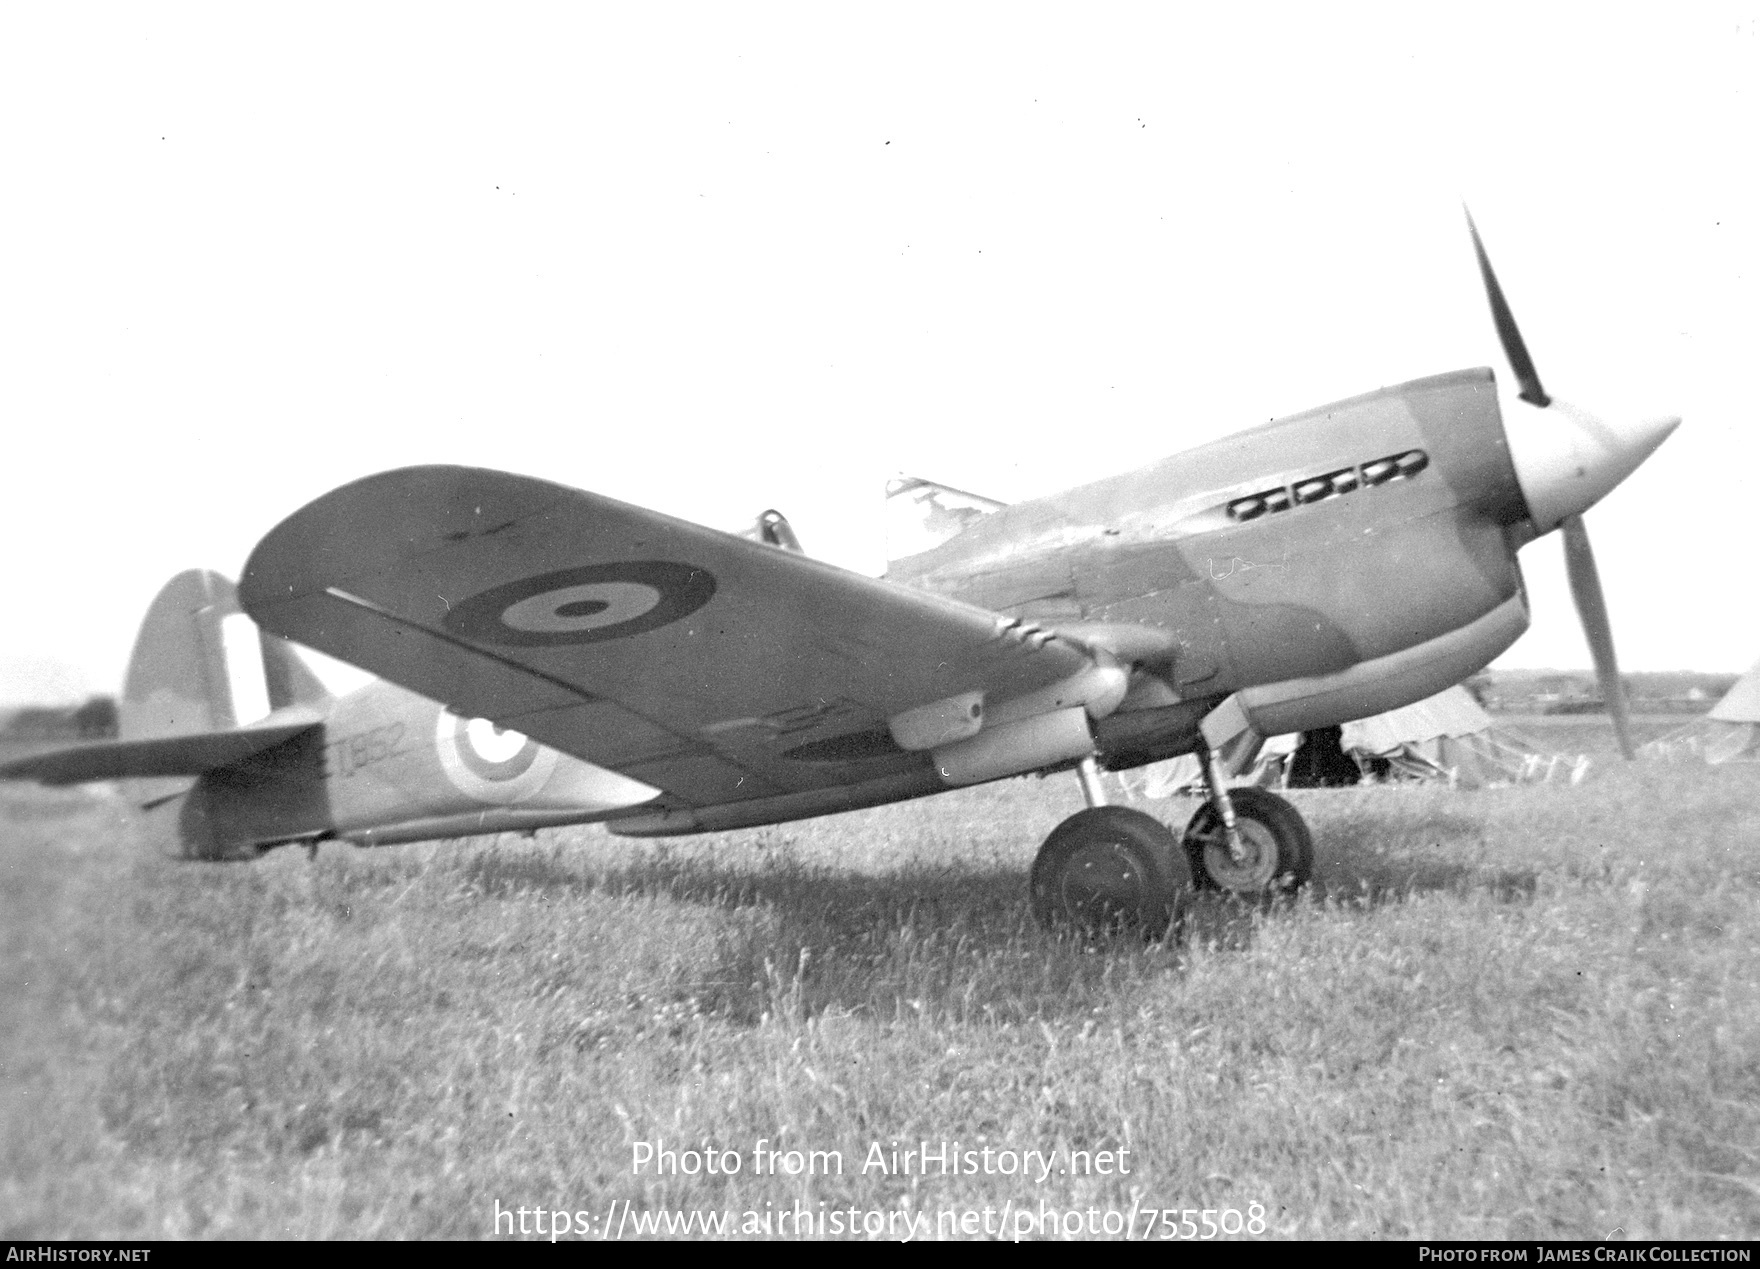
1029,806,1190,938
1181,786,1313,895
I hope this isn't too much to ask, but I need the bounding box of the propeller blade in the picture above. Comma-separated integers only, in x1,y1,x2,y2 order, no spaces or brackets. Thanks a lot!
1465,208,1551,408
1560,514,1635,759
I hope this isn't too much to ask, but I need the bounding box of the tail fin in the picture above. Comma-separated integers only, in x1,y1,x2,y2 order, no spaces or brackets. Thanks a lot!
3,572,326,798
2,570,329,860
121,569,329,741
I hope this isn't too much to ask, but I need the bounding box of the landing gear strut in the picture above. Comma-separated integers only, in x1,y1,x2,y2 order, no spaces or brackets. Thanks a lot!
1029,758,1189,938
1181,757,1313,895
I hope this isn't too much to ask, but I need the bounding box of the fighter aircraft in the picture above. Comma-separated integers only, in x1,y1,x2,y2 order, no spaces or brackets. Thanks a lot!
2,217,1678,936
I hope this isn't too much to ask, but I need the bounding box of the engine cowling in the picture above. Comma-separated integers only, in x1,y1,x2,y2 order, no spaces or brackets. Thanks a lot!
1231,591,1527,738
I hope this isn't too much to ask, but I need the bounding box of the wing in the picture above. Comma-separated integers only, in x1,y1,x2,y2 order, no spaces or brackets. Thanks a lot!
240,466,1096,809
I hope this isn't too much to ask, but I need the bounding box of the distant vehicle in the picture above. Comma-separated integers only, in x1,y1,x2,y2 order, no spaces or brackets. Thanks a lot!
3,216,1677,937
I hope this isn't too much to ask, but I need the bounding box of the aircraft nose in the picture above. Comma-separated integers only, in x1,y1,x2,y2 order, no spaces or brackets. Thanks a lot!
1503,399,1680,531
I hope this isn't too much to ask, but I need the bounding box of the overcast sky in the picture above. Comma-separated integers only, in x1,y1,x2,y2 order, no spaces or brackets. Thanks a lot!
2,4,1755,704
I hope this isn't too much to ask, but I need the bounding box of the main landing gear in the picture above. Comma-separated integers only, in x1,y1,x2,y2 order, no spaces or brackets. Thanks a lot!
1029,755,1189,938
1181,741,1313,896
1180,787,1312,895
1028,801,1190,938
1029,749,1314,937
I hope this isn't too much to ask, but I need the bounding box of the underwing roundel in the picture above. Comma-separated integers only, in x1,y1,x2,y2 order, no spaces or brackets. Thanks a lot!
444,563,716,647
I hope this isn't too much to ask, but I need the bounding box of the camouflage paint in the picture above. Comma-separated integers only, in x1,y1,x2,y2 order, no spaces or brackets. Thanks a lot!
894,369,1526,708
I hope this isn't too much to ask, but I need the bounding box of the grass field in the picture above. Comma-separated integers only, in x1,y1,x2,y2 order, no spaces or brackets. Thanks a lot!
3,717,1758,1240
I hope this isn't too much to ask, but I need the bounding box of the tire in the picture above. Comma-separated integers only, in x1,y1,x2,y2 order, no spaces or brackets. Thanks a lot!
1029,806,1190,938
1181,786,1313,895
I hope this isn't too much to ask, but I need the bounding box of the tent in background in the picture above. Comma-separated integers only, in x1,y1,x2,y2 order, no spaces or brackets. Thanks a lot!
1641,659,1760,764
1138,685,1589,795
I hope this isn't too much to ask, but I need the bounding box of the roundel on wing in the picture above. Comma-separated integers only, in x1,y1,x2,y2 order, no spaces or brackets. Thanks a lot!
444,562,717,647
434,710,558,804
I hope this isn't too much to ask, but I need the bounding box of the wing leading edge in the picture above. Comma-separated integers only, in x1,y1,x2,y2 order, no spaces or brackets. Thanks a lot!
240,466,1096,810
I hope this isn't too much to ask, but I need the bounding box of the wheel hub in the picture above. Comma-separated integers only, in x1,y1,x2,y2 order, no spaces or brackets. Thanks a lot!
1201,818,1281,892
1029,804,1185,938
1057,840,1145,924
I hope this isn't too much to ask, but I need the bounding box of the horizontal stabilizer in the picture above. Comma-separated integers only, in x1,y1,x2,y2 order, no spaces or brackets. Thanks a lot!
0,707,323,787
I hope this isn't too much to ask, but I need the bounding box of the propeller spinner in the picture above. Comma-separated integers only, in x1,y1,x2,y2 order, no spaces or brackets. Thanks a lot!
1466,210,1679,759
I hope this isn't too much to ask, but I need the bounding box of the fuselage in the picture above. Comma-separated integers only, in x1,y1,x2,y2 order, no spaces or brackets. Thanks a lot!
153,678,660,856
888,367,1535,759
